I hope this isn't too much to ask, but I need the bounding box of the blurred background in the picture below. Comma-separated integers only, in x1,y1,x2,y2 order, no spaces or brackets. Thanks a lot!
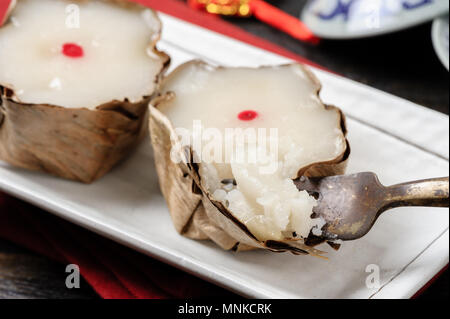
184,0,449,115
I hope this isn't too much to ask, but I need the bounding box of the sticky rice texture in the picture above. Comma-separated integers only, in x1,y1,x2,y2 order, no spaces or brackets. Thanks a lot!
150,61,349,253
0,0,169,183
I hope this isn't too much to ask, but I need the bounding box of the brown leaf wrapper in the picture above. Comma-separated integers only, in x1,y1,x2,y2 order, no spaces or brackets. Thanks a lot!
0,0,170,183
150,61,350,257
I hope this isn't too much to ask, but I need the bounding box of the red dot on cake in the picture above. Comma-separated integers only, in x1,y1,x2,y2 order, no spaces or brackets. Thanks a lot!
238,110,258,121
62,43,84,58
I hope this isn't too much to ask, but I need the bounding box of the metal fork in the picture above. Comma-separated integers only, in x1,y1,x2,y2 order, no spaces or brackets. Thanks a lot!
294,172,449,241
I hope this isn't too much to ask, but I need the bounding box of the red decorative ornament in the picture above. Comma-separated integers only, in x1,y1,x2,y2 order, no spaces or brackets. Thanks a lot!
187,0,251,17
238,110,258,121
62,43,84,58
187,0,319,44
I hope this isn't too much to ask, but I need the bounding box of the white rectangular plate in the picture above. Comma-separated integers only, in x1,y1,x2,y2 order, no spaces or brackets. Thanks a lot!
0,14,449,299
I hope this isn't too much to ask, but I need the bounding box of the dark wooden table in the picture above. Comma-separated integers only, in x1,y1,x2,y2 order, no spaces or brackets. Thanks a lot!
0,0,448,299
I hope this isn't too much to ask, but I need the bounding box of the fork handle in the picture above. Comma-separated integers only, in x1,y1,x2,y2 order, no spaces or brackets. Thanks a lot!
384,177,449,209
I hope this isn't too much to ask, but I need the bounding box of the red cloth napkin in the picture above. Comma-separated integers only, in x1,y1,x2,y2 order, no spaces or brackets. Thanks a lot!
0,191,233,299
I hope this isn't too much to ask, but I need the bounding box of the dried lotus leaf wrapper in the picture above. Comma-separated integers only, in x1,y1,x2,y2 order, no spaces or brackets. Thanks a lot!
0,0,170,183
150,61,350,256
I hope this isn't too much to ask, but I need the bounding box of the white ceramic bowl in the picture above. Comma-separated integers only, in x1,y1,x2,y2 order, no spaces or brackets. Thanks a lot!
432,15,449,70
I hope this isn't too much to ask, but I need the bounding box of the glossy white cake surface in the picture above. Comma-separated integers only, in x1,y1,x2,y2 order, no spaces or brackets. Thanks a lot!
158,62,346,241
0,0,164,108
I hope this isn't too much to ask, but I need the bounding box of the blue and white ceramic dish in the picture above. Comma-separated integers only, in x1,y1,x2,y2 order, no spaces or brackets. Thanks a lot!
302,0,449,39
